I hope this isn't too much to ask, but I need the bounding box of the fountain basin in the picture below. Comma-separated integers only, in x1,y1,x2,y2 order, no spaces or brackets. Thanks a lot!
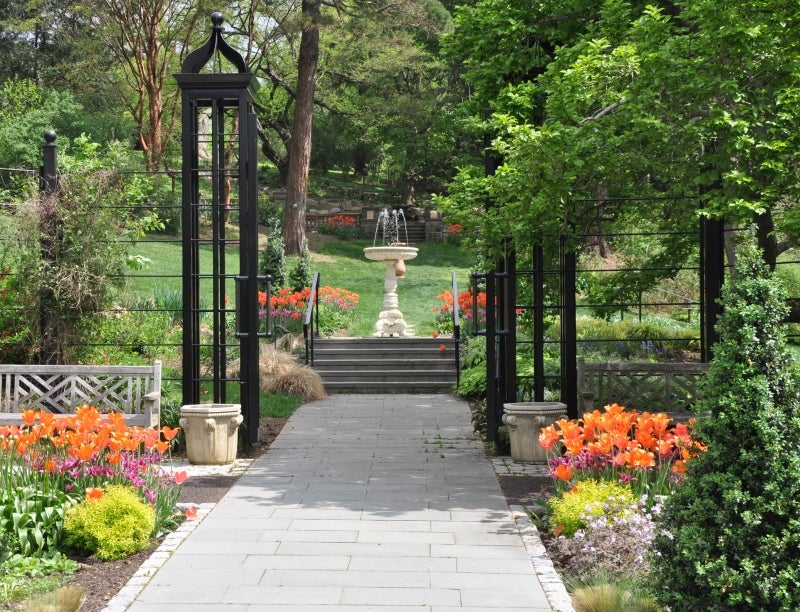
364,246,418,262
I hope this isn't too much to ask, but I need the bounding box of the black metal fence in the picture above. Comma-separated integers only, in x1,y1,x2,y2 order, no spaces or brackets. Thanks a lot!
476,218,800,442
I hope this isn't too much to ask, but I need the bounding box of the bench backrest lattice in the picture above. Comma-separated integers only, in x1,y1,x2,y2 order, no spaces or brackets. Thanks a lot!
577,359,709,417
0,362,161,428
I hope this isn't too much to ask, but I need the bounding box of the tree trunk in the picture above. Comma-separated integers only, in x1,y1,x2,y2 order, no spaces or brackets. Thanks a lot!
283,0,320,255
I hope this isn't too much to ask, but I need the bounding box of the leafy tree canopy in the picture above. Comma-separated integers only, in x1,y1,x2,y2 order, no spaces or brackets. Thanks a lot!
438,1,800,273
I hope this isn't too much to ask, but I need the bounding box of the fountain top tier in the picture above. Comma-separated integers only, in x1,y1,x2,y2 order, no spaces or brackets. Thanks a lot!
373,208,410,247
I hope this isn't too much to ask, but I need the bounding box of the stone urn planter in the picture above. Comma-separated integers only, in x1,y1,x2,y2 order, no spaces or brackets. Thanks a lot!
502,402,568,463
179,404,243,465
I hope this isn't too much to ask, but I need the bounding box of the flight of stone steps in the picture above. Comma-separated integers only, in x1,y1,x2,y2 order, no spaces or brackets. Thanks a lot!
310,337,459,394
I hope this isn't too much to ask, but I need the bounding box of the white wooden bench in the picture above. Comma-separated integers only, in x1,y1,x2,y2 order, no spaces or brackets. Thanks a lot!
577,358,709,421
0,361,162,428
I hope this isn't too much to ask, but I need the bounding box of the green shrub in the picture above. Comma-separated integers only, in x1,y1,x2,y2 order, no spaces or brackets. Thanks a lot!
570,315,700,359
288,244,312,291
456,365,486,399
652,229,800,610
258,195,282,228
548,480,637,537
77,308,180,364
63,485,155,561
259,230,286,287
456,337,488,399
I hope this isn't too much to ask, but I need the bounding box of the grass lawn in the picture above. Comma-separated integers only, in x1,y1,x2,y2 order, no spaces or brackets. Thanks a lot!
309,238,474,337
126,233,475,338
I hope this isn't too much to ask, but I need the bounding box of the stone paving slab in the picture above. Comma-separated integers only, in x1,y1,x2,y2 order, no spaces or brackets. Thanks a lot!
107,394,573,612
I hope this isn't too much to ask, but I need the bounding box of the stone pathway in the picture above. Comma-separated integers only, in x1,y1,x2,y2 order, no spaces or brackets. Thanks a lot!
105,394,573,611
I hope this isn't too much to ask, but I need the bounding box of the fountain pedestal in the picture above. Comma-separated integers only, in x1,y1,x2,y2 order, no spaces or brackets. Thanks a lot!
364,246,418,337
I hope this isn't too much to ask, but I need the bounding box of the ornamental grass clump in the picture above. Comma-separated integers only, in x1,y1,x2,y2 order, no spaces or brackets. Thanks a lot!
651,230,800,610
540,403,705,507
0,405,186,557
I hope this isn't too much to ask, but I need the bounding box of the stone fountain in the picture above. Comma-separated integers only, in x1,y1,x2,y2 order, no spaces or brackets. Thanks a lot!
364,208,418,337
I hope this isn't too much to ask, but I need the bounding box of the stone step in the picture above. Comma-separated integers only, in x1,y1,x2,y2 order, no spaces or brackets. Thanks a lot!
322,380,456,393
310,337,458,394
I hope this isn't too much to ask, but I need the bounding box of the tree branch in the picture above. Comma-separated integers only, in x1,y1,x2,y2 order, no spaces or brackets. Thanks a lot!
578,99,627,125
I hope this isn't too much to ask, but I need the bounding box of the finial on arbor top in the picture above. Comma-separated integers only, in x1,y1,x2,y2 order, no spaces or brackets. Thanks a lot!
180,11,247,74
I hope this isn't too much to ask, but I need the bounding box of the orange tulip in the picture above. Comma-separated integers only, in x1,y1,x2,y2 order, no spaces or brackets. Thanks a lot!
626,447,655,468
21,410,38,426
141,428,160,450
559,419,583,441
155,440,170,454
538,425,560,451
185,506,198,519
86,487,104,501
73,443,97,462
173,471,187,485
161,426,180,441
553,463,574,482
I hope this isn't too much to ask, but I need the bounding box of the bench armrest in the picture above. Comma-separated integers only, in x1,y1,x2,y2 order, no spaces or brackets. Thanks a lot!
142,390,161,428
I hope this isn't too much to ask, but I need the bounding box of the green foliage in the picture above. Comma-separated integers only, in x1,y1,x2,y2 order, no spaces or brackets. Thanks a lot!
77,308,181,365
7,138,144,363
652,230,800,610
64,485,155,561
0,553,79,608
258,196,283,229
0,485,75,558
260,230,286,288
571,315,700,360
440,0,800,272
288,244,312,291
455,336,487,399
0,79,83,175
548,480,637,538
0,249,34,362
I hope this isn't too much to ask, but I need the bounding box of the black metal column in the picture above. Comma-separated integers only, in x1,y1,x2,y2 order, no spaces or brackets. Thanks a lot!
700,216,724,362
560,236,578,419
176,12,263,442
533,244,545,401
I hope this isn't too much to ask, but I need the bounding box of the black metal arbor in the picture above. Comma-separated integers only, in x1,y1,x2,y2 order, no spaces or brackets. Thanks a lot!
480,213,725,446
175,12,265,443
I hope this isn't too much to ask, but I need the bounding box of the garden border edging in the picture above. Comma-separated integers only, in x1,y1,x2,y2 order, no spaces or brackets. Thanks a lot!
510,504,575,612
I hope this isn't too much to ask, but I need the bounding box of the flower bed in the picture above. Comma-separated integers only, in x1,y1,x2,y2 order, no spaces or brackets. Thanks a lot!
536,403,705,601
1,406,186,562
